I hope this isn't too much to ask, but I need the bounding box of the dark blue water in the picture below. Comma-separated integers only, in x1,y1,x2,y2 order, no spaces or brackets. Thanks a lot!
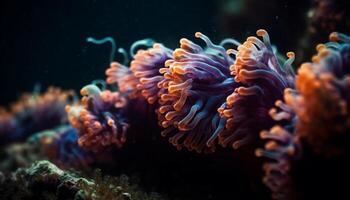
0,0,309,105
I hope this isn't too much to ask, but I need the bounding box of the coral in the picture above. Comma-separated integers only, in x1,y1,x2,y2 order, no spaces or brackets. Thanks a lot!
218,29,295,150
78,169,165,200
157,32,237,153
0,142,42,173
0,160,87,199
0,87,75,144
0,160,165,200
66,85,129,153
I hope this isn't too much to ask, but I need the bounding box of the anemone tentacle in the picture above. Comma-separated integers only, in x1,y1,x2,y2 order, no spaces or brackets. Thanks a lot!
292,32,350,156
257,32,350,200
66,84,130,153
130,43,173,104
218,29,295,150
106,42,173,104
255,125,300,200
106,62,140,98
157,32,237,153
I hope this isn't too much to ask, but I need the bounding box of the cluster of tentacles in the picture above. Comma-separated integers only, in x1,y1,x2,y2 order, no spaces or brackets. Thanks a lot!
66,40,173,153
106,43,173,104
1,29,350,200
68,30,297,155
157,32,237,153
66,85,130,153
256,32,350,199
23,30,346,200
0,87,75,144
218,29,295,150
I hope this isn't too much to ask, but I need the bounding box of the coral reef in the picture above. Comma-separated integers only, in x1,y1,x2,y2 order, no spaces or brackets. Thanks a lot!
1,19,350,199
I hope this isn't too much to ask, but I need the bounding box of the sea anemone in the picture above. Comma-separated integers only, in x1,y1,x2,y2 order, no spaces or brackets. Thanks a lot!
256,32,350,199
218,29,295,150
255,124,301,200
255,88,301,200
309,0,350,34
66,84,129,153
291,32,350,156
157,32,238,153
106,61,140,99
106,42,173,104
0,87,75,143
130,43,173,104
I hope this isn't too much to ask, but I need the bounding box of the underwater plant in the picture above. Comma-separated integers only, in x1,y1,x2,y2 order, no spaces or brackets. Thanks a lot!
256,32,350,199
